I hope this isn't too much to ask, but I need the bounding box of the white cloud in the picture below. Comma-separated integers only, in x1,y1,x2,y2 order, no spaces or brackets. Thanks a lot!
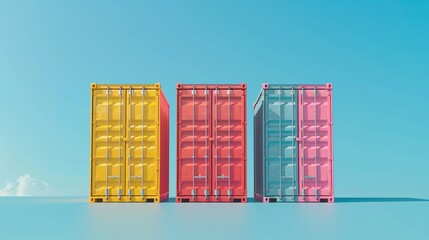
0,174,51,196
0,182,14,196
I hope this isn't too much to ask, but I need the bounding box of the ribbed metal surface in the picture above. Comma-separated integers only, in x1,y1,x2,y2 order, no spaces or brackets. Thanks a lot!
253,83,333,203
176,84,247,202
90,84,169,202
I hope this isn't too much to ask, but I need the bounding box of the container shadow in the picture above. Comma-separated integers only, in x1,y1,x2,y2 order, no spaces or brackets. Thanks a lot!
164,197,429,203
164,198,177,203
335,197,429,203
247,198,259,203
164,198,258,203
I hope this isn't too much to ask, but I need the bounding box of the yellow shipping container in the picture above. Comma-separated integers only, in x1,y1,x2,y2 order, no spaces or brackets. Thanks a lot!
90,83,169,202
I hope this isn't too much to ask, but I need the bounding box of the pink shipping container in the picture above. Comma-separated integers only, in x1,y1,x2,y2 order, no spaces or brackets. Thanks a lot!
176,83,247,203
253,83,333,203
297,84,333,202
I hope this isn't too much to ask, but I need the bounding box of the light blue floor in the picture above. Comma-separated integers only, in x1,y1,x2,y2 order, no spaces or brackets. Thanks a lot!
1,197,428,240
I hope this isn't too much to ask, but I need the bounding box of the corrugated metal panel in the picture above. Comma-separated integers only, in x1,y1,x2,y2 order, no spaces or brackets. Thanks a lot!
90,86,126,199
176,84,247,202
264,86,298,202
298,84,333,203
253,83,333,203
90,83,169,202
253,88,264,201
176,86,212,198
159,90,170,201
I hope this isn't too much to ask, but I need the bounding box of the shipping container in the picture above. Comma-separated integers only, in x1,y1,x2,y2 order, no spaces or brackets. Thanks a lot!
89,83,169,202
254,83,333,203
176,83,247,203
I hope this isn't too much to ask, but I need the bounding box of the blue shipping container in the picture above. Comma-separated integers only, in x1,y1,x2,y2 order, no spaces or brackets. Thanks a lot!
254,84,299,202
253,83,334,203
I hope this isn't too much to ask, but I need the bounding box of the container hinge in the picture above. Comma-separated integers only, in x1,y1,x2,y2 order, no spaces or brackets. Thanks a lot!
191,189,196,197
118,89,122,95
128,89,134,95
301,189,305,196
105,189,109,196
204,89,208,95
141,189,145,196
105,89,111,95
314,189,318,196
191,89,196,95
277,89,282,95
214,189,219,197
142,89,146,95
278,189,283,196
227,89,231,95
204,189,209,197
118,189,122,197
107,176,119,179
128,189,132,196
213,89,219,95
227,189,232,198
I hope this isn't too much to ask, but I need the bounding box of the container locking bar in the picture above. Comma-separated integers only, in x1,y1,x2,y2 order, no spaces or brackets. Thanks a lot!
105,87,110,198
300,88,305,197
227,87,232,197
118,87,123,198
214,87,219,197
191,86,196,196
314,87,318,197
227,189,232,198
204,87,209,196
141,87,145,195
278,86,282,198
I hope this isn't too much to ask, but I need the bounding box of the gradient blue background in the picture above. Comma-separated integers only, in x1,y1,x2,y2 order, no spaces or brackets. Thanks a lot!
0,1,428,239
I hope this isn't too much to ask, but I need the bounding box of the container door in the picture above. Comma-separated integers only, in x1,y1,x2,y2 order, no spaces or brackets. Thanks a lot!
91,88,126,198
264,88,298,200
177,88,212,198
212,87,246,198
125,88,159,198
298,87,333,198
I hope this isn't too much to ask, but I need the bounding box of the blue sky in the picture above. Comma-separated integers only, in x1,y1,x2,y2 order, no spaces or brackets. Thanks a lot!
0,1,428,197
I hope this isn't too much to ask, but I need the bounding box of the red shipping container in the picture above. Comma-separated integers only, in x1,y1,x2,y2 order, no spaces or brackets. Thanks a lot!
176,84,247,203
